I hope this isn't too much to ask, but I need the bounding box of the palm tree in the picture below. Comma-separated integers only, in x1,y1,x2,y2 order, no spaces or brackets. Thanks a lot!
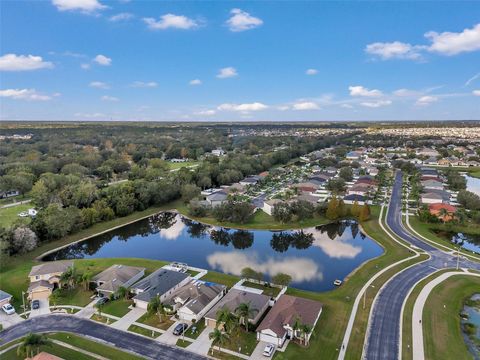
147,296,166,323
301,324,313,346
216,307,236,333
235,302,257,332
209,328,229,354
292,316,302,343
60,267,76,289
50,289,61,308
438,207,449,223
81,271,92,291
17,333,52,358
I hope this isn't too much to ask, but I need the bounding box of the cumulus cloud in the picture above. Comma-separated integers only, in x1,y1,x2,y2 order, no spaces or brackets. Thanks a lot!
93,54,111,66
89,81,110,89
195,109,216,116
415,95,438,106
0,54,53,71
143,14,199,30
159,217,185,240
217,102,268,112
52,0,106,12
226,8,263,32
473,90,480,96
426,24,480,55
101,95,118,102
292,101,320,110
349,85,383,97
360,100,392,108
189,79,202,85
305,68,318,75
109,12,134,22
0,88,54,101
393,88,422,97
216,67,238,79
365,41,423,60
207,251,323,282
130,81,158,88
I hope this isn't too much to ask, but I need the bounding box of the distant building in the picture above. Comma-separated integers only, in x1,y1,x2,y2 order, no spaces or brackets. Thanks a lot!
346,151,362,161
263,199,284,216
211,149,225,157
206,190,229,207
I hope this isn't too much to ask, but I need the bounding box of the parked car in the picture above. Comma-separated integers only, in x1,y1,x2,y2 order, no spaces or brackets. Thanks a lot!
31,300,40,310
2,303,15,315
263,344,275,357
173,323,188,335
96,297,109,306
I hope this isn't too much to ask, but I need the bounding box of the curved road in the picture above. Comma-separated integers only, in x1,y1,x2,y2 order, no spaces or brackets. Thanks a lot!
0,314,206,360
364,171,480,360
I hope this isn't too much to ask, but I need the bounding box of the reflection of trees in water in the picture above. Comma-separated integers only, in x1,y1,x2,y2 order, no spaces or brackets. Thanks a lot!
182,218,210,238
317,221,358,240
231,230,254,249
148,212,177,234
45,231,117,260
270,230,314,252
210,229,231,246
118,219,151,241
350,222,359,239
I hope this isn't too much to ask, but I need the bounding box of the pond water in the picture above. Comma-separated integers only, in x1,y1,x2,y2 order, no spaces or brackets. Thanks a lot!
465,175,480,197
434,230,480,254
461,293,480,358
44,213,384,292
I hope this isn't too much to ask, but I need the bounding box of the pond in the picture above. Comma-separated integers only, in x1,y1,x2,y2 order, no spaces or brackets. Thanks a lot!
433,230,480,254
461,293,480,358
44,212,384,292
465,174,480,197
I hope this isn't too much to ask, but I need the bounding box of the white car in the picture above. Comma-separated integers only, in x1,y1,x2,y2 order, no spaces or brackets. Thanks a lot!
2,303,15,315
262,344,275,357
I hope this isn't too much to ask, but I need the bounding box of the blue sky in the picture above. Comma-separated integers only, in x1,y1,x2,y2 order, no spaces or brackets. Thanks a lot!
1,0,479,121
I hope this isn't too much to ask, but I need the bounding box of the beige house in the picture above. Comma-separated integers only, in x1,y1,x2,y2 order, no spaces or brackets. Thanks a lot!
28,261,73,300
92,264,145,297
0,290,12,307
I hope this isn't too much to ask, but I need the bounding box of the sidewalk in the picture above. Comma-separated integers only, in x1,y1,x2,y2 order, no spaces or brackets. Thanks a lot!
111,307,146,331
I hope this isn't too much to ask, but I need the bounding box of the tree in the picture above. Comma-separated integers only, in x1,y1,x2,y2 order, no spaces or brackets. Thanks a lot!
241,267,257,280
117,286,129,300
326,196,339,220
351,201,360,218
291,200,315,221
301,323,313,346
272,202,293,223
12,226,38,254
338,167,353,182
209,328,229,355
181,184,201,204
60,266,76,289
359,204,371,222
50,289,61,308
81,271,92,291
147,296,166,323
235,302,257,332
216,307,236,333
17,333,52,358
271,273,292,287
326,178,346,194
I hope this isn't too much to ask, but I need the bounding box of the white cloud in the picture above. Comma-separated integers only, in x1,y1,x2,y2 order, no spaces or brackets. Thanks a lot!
349,85,383,97
426,24,480,55
415,95,438,106
341,104,353,109
226,8,263,32
365,41,423,60
292,101,320,110
52,0,106,12
93,54,111,66
217,102,267,112
465,72,480,87
89,81,110,89
195,109,216,116
189,79,202,85
101,95,118,102
130,81,158,88
80,63,91,70
0,88,53,101
143,14,199,30
393,88,422,97
360,100,392,108
109,12,134,22
0,54,53,71
217,67,238,79
472,90,480,96
305,68,318,75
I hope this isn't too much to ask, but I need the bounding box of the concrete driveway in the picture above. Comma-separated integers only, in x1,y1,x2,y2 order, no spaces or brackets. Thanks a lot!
29,299,50,318
157,321,183,345
111,307,146,330
188,327,212,356
250,341,275,360
0,311,23,329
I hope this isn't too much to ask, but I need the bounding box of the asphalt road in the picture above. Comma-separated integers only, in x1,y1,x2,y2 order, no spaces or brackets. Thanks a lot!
0,314,206,360
364,170,480,360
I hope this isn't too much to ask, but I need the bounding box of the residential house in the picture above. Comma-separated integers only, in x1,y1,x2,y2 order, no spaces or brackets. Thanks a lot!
206,190,229,207
27,261,74,300
167,280,226,322
228,183,246,194
343,194,368,205
418,148,440,158
0,290,12,307
347,183,375,197
211,149,225,157
205,289,270,328
296,193,320,205
346,151,362,161
256,294,323,347
421,179,444,191
367,167,379,176
420,190,450,204
131,269,191,309
423,157,439,165
429,203,457,222
92,264,145,297
240,176,261,186
263,199,284,216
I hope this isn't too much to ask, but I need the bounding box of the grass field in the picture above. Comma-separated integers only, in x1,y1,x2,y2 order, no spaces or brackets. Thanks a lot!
0,203,31,228
102,298,133,317
127,324,161,338
423,275,480,360
168,160,199,170
136,312,175,330
242,281,281,297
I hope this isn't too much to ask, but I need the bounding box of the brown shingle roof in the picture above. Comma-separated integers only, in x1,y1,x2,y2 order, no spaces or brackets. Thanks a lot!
256,294,322,337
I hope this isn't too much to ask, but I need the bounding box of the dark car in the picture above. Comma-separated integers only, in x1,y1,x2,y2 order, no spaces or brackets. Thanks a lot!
96,297,109,306
31,300,40,310
173,323,188,336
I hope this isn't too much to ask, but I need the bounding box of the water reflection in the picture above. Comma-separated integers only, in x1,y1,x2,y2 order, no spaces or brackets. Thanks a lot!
44,212,383,292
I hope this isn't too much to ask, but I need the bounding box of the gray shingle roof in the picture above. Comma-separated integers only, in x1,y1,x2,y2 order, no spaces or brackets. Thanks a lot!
132,269,189,303
93,264,145,293
0,290,12,302
29,261,74,277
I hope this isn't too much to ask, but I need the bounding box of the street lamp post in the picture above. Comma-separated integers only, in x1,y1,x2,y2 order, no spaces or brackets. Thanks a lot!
21,291,26,312
456,247,460,270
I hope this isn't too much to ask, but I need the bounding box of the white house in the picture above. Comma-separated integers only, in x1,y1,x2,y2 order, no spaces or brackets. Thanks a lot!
263,199,283,216
211,149,225,157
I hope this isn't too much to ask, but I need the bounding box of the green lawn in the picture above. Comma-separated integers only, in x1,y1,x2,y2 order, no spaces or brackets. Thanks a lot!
90,313,116,324
242,281,281,297
136,312,175,330
200,271,240,289
127,324,161,338
221,329,258,356
168,160,199,170
185,318,207,340
1,343,94,360
0,203,31,228
423,275,480,360
53,286,94,307
208,348,245,360
102,298,133,317
176,339,192,348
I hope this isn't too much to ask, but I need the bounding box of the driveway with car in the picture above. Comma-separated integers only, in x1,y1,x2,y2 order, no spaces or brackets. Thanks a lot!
29,299,50,318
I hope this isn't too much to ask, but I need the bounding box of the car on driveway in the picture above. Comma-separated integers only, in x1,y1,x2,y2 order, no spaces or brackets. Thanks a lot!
263,344,275,357
2,303,16,315
96,297,109,306
31,300,40,310
173,323,188,335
